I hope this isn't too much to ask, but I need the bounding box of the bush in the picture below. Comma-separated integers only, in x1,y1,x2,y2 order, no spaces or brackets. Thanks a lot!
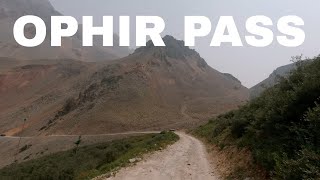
274,149,320,179
195,55,320,179
230,118,249,138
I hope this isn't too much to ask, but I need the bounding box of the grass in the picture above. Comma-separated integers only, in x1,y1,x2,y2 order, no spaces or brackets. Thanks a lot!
0,131,179,180
193,119,233,148
193,120,215,139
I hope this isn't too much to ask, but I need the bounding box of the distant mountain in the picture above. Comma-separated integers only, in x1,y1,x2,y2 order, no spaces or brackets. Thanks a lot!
223,73,242,84
0,0,129,61
0,36,249,136
250,63,296,99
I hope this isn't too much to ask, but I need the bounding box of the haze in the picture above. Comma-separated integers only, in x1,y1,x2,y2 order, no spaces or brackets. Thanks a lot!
49,0,320,88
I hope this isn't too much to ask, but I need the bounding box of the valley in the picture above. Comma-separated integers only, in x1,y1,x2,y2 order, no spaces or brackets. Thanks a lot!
1,0,318,179
0,24,249,178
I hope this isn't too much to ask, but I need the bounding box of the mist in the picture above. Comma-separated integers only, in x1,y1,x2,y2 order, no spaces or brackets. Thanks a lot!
50,0,320,87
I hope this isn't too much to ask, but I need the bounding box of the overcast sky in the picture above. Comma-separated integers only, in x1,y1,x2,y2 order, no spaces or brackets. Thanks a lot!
50,0,320,88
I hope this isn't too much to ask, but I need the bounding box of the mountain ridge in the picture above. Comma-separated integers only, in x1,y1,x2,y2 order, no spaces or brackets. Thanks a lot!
0,36,249,136
250,63,296,99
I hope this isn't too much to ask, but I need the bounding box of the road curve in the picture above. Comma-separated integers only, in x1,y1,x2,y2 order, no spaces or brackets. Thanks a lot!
96,132,219,180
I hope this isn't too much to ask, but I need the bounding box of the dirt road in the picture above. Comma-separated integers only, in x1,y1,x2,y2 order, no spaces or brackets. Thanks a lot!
2,131,160,139
98,132,219,180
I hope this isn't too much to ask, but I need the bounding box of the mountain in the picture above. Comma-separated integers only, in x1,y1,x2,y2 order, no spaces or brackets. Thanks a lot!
0,36,249,136
0,0,129,61
250,63,296,99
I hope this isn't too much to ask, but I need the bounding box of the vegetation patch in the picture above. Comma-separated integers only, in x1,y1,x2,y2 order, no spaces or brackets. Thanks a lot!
194,55,320,179
194,120,267,179
0,131,179,180
19,144,32,153
101,75,123,89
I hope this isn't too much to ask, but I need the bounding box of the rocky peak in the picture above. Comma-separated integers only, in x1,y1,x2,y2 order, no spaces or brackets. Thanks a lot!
134,35,201,60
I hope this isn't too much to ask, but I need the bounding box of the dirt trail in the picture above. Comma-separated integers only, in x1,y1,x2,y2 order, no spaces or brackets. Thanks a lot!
98,132,219,180
180,104,192,120
3,131,160,139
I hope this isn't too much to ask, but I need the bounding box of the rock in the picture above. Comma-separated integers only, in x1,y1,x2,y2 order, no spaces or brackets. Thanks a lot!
129,158,137,163
91,172,111,180
129,157,142,163
104,173,111,178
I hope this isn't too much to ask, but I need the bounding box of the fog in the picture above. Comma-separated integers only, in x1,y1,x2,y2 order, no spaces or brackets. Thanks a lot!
50,0,320,87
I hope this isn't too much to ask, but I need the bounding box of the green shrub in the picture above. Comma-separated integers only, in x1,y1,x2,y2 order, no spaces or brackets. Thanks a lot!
195,55,320,179
230,118,249,138
274,149,320,179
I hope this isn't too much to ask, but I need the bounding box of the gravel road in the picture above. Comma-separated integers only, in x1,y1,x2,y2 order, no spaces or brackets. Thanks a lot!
98,132,219,180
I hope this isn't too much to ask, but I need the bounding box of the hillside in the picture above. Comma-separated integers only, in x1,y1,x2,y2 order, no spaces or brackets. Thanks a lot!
0,58,96,136
0,0,129,61
40,36,248,135
195,55,320,179
0,36,248,136
0,132,179,179
250,63,296,99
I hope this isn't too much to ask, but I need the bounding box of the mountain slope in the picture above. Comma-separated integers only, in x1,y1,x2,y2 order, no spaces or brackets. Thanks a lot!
0,0,129,61
0,58,96,136
41,36,248,135
250,63,296,99
0,36,248,136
